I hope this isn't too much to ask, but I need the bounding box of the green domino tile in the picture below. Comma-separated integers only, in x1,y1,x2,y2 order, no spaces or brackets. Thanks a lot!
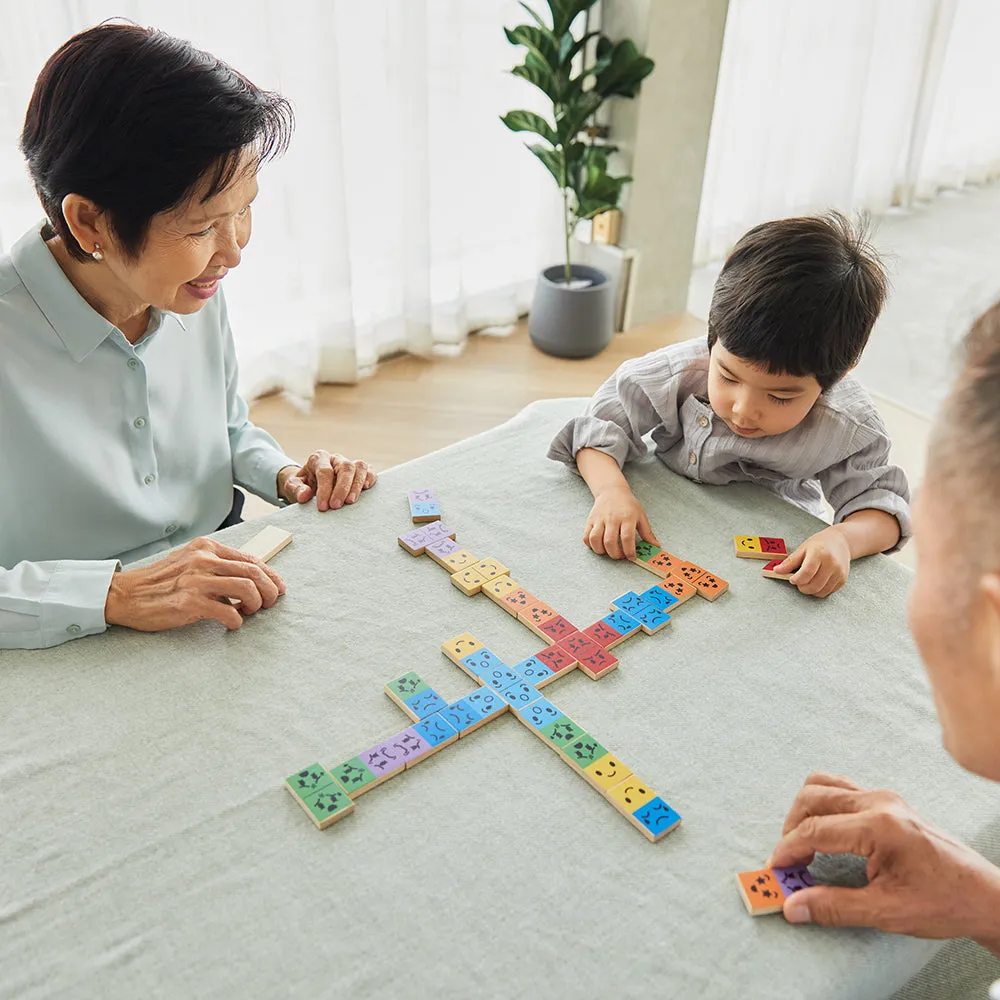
561,734,609,770
286,763,335,797
633,540,661,562
386,671,428,700
330,757,379,797
302,783,354,829
540,717,586,750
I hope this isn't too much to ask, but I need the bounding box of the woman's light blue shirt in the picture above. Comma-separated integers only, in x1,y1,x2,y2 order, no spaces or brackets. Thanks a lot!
0,224,298,649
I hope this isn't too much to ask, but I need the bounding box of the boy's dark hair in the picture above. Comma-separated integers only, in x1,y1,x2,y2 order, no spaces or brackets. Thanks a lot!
706,212,888,390
20,22,293,262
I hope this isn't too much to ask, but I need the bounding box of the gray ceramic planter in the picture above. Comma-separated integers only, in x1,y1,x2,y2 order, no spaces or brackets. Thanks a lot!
528,263,614,359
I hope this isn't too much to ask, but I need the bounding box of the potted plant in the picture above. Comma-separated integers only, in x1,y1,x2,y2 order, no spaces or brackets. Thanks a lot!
502,0,654,359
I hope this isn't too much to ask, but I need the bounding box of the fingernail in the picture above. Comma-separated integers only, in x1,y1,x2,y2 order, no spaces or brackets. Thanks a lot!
333,500,343,509
348,493,357,502
784,897,812,924
764,854,774,867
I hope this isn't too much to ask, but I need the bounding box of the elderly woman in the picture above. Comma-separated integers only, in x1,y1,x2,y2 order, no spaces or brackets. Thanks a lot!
0,25,375,650
770,302,1000,958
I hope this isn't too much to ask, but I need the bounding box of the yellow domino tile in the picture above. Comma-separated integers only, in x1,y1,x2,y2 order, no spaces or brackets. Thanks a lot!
606,775,657,814
481,576,520,603
441,632,483,666
471,558,509,583
451,567,488,596
442,550,479,573
583,753,633,794
734,535,762,557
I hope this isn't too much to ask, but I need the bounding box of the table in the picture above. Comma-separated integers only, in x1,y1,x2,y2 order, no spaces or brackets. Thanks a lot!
3,398,1000,1000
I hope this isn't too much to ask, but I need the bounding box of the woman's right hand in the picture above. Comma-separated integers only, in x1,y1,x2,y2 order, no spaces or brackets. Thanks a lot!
583,484,660,560
104,536,285,632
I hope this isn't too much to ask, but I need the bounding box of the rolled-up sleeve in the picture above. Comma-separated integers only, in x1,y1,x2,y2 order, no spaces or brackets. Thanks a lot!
219,293,299,504
0,559,118,649
817,424,912,549
548,351,680,470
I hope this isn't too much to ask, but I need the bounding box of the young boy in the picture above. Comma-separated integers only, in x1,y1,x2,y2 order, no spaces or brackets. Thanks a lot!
548,213,910,598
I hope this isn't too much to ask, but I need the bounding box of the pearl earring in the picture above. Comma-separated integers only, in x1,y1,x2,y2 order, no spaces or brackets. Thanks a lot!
91,245,103,262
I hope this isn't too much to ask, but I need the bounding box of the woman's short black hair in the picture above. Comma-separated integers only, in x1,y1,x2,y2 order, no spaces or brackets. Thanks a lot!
20,22,294,262
706,213,888,391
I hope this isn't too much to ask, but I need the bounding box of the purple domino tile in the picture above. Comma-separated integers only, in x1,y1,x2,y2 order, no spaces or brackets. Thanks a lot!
408,489,437,503
388,727,432,766
358,737,408,777
399,525,433,549
772,865,815,898
426,536,461,558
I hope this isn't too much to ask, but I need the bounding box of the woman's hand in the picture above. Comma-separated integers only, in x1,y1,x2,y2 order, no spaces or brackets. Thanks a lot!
584,483,660,560
768,771,1000,954
278,451,377,511
104,537,285,632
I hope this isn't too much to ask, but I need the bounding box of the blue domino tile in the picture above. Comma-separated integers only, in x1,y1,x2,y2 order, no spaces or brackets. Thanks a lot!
610,591,651,616
500,679,541,708
639,586,679,612
461,648,507,678
633,605,672,632
404,688,448,719
514,656,554,686
602,611,642,638
466,687,507,720
414,712,459,747
518,698,562,729
441,698,482,735
481,665,524,693
411,501,441,517
632,797,682,835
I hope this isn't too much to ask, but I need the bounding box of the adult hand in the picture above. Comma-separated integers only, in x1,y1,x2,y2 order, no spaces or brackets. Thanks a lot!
104,537,285,632
278,451,377,511
773,525,851,598
583,483,660,560
768,771,1000,953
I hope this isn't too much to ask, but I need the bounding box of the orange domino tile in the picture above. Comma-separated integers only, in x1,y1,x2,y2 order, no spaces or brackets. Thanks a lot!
736,869,786,915
693,571,728,601
658,576,697,606
645,551,680,577
675,561,706,585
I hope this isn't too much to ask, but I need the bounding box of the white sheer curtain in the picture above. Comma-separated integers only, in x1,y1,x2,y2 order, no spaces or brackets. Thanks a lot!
0,0,562,397
693,0,1000,266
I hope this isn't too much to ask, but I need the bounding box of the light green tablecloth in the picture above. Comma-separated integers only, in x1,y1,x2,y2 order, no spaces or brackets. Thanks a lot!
2,398,998,999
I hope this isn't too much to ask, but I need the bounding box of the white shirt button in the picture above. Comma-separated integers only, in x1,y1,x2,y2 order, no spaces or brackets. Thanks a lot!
127,358,139,370
697,415,709,428
133,416,146,429
165,522,178,535
66,624,81,635
144,474,155,485
688,451,697,466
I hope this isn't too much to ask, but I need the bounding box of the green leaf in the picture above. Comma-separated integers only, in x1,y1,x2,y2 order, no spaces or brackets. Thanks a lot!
518,1,548,30
544,0,598,38
555,89,602,143
512,61,561,104
501,109,557,146
528,143,565,187
561,30,602,65
558,30,573,65
592,39,655,99
504,24,560,71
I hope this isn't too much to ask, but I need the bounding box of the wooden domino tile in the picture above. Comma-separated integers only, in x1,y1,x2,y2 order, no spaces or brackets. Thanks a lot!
675,561,706,585
470,558,509,584
397,523,456,555
384,671,428,719
481,576,522,611
657,576,697,606
631,604,672,635
576,645,619,680
693,571,728,601
329,757,380,798
582,753,632,794
635,549,679,579
407,488,441,523
517,601,557,639
735,869,787,915
411,712,461,757
441,632,483,667
285,764,355,830
582,619,625,650
425,536,463,568
762,559,794,581
535,643,578,676
240,525,292,562
538,614,577,643
442,550,479,573
606,775,681,842
451,567,488,596
735,535,788,560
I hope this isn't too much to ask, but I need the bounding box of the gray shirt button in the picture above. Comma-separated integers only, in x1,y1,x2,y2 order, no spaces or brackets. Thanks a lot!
688,451,697,466
697,415,709,428
66,624,82,635
144,474,155,485
133,416,146,429
165,522,178,534
127,358,140,370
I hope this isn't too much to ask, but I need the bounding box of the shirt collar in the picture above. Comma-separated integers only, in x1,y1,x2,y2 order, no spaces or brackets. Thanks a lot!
10,223,186,363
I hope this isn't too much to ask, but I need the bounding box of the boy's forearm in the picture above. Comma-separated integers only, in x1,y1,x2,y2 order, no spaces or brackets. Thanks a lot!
576,447,630,498
833,509,901,559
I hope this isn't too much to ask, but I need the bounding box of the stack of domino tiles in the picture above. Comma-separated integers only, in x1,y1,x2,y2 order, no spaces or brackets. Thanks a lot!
733,535,793,581
628,540,729,601
442,634,682,842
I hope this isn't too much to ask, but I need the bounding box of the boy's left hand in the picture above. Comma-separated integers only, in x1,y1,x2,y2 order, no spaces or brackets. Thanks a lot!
773,525,851,598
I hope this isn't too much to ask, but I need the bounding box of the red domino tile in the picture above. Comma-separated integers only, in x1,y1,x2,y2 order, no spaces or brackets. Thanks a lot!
577,646,618,679
538,615,577,641
536,643,577,673
583,621,621,649
763,559,783,571
759,537,788,556
557,631,597,658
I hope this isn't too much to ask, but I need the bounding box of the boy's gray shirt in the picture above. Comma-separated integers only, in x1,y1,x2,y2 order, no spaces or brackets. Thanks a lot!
548,337,911,545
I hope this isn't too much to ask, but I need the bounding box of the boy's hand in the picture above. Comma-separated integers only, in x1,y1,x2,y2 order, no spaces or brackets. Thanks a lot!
773,525,851,598
584,484,660,560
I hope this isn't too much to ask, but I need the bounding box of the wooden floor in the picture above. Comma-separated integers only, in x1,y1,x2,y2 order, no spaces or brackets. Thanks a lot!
249,314,704,477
